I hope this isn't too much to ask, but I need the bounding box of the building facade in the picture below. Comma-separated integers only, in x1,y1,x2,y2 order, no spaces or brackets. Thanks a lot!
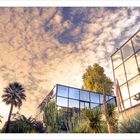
39,84,116,117
111,29,140,113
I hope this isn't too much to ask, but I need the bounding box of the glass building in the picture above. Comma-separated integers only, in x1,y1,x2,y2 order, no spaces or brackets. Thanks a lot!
39,84,117,117
111,30,140,112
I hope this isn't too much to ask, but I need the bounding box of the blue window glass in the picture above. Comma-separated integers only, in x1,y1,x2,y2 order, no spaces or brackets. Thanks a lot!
90,103,99,109
57,85,68,97
80,90,90,101
90,92,100,103
100,94,103,104
68,99,79,108
57,97,68,107
69,88,79,100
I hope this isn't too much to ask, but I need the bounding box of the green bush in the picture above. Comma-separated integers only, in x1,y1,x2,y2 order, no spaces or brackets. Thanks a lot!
119,112,140,133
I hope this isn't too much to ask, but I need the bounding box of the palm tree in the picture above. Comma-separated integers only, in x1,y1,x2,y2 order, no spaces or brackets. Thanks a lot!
1,82,26,133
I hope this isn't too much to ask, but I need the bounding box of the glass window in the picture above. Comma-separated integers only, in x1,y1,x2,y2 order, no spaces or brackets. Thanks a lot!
112,50,122,68
132,31,140,52
85,102,90,108
57,85,68,97
128,75,140,97
57,97,68,107
68,99,79,108
124,56,138,80
114,64,126,85
80,102,85,109
69,88,79,100
90,92,100,103
90,103,99,109
123,99,131,109
122,41,134,60
120,84,129,100
100,94,103,104
131,94,140,106
80,90,90,101
107,98,116,105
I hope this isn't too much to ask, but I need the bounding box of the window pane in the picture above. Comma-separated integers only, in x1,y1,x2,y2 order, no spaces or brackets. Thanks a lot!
123,99,131,109
90,103,99,109
80,102,85,109
100,94,103,104
57,85,68,97
128,75,140,97
69,88,79,100
107,98,116,105
120,84,129,100
90,92,100,103
124,56,138,80
80,90,90,101
122,41,134,60
57,97,68,107
132,31,140,52
68,99,79,108
131,94,140,106
112,50,122,68
85,102,89,108
114,64,126,85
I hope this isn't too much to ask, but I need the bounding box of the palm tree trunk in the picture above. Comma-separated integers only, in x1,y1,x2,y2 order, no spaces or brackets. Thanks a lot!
5,103,14,133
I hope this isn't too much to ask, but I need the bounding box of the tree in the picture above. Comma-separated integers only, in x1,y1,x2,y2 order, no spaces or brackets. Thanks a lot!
43,101,61,132
106,103,118,133
82,63,113,94
1,113,45,133
82,63,114,133
1,82,26,133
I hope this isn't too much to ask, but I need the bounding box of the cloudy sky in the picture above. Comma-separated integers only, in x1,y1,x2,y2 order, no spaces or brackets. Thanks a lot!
0,7,140,126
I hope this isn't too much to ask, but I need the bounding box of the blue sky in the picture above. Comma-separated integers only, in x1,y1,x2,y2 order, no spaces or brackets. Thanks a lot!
0,7,140,125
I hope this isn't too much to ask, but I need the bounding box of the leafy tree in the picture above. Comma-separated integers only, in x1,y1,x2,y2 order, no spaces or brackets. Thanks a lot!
82,63,114,133
82,63,113,94
1,113,45,133
1,82,26,133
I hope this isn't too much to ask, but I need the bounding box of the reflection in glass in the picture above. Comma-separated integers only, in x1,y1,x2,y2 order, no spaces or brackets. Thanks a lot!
80,102,85,109
57,85,68,97
114,64,126,85
100,94,103,104
124,56,138,80
128,75,140,97
120,84,129,100
90,92,100,103
90,103,99,109
80,90,90,101
112,50,122,68
57,97,68,107
85,102,89,108
122,41,133,60
123,99,131,109
68,99,79,108
69,88,79,99
132,31,140,52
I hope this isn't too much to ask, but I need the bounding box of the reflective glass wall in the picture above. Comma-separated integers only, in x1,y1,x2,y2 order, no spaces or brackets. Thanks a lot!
56,84,116,116
111,30,140,111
